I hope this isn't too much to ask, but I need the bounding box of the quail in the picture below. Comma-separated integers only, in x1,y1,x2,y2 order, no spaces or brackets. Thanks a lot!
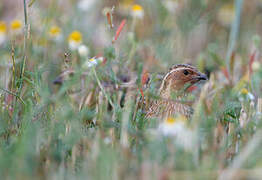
145,64,208,119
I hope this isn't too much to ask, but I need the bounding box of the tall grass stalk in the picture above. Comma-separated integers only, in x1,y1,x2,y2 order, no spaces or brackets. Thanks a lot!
226,0,244,74
92,67,115,109
17,0,29,97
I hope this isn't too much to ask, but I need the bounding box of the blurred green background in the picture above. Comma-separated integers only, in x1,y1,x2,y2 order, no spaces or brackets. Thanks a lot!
0,0,262,179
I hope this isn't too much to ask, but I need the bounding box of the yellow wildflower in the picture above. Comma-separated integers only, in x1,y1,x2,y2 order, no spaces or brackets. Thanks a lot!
11,20,22,31
240,88,255,101
82,56,105,69
166,115,187,124
241,88,249,95
131,4,144,19
166,117,176,124
49,26,61,37
158,115,193,150
0,21,7,34
89,58,96,62
132,4,143,11
68,31,82,43
83,57,97,69
159,115,188,136
68,30,82,50
0,21,7,45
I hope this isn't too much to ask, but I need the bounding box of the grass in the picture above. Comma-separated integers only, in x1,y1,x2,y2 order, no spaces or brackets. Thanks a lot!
0,0,262,179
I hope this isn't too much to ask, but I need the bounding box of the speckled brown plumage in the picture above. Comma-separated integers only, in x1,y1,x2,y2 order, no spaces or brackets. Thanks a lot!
145,64,207,119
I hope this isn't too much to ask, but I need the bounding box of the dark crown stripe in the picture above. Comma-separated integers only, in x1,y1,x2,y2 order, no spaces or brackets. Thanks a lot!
169,64,197,71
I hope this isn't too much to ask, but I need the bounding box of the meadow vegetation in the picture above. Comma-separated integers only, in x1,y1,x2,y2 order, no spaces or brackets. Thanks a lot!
0,0,262,179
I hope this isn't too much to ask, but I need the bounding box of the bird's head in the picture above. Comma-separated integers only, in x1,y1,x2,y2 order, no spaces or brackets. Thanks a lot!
159,64,208,98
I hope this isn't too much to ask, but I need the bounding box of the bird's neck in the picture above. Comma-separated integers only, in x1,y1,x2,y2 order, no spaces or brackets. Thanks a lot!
159,86,186,100
159,80,187,100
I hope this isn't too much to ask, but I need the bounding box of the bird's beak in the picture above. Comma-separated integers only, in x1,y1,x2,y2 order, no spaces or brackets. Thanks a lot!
192,73,208,81
53,76,63,85
197,73,208,81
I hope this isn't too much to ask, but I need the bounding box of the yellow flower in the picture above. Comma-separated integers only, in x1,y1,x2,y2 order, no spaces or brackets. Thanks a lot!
68,31,82,43
68,30,82,50
166,115,187,124
0,21,7,45
241,88,249,95
82,56,105,69
83,57,97,69
240,88,255,101
49,26,61,37
166,117,176,124
11,20,22,31
0,21,7,34
131,4,144,19
89,58,95,62
159,115,193,150
132,4,143,12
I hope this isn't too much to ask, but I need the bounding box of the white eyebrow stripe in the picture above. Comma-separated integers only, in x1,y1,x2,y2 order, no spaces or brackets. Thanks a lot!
162,67,192,82
159,67,192,93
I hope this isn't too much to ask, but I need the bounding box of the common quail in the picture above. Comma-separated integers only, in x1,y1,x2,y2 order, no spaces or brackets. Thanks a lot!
145,64,208,119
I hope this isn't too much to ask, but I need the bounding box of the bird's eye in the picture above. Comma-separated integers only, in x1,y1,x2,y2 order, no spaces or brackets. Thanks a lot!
183,70,189,76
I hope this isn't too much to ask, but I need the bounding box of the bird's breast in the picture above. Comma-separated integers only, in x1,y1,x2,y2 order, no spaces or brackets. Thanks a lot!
145,99,193,120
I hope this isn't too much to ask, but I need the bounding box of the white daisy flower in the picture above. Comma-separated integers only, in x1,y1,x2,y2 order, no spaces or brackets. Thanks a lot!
77,0,96,11
131,4,144,19
158,116,194,150
0,21,7,45
68,30,82,50
49,25,62,42
10,19,23,35
240,88,255,101
162,0,179,14
78,44,89,57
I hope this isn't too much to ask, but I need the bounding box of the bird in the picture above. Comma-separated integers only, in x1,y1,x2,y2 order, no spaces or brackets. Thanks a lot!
145,64,208,119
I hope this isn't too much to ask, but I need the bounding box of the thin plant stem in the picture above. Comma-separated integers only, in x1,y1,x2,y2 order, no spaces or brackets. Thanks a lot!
11,43,16,92
127,17,137,66
17,0,29,97
0,87,25,105
226,0,243,74
92,67,115,109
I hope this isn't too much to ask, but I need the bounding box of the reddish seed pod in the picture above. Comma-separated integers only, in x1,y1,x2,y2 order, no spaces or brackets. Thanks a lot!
112,19,126,43
106,12,113,29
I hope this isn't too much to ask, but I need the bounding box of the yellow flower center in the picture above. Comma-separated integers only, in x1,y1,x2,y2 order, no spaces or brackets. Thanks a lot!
166,117,176,124
0,21,7,33
241,88,249,95
132,4,143,12
89,58,95,62
49,26,61,36
166,115,187,125
68,31,82,43
11,20,22,30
